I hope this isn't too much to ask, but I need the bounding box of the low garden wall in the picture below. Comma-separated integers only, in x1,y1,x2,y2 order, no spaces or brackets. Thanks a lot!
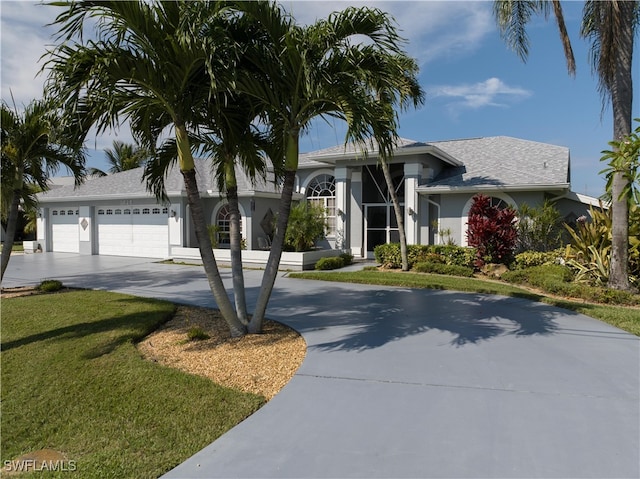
170,247,343,271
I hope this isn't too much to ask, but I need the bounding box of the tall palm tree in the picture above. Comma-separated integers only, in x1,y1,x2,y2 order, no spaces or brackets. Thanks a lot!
581,1,638,290
233,3,424,332
1,98,85,281
89,140,150,177
494,0,639,291
45,0,248,335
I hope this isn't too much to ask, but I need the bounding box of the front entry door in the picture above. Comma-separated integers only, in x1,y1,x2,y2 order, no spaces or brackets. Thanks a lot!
364,204,403,255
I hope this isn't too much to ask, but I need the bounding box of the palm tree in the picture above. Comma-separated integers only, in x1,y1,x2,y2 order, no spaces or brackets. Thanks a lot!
494,0,639,291
199,93,270,326
1,98,85,281
89,140,150,177
233,3,424,332
45,0,248,335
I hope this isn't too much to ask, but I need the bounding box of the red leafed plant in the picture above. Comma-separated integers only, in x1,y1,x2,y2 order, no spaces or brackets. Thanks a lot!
467,194,518,268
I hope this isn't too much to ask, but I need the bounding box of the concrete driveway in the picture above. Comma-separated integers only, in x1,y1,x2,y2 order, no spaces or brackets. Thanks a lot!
3,253,639,478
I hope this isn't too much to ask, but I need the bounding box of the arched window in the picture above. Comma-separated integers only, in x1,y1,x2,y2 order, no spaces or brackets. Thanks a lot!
306,174,336,236
215,204,242,247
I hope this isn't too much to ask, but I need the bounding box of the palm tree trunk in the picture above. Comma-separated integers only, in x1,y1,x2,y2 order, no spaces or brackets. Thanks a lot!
0,190,21,282
225,160,249,325
380,158,409,271
175,126,245,336
182,169,247,336
249,169,295,333
249,134,299,333
607,1,634,291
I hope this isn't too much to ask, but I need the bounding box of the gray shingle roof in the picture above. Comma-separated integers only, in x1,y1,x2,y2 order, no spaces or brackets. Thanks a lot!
421,136,569,190
299,137,425,165
39,158,281,201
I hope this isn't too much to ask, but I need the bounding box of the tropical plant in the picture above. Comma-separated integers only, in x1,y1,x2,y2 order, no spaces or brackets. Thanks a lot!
89,140,150,177
236,3,424,331
467,194,518,267
1,98,85,281
494,0,639,290
564,202,639,287
45,0,250,336
600,119,640,206
516,200,565,253
283,202,327,253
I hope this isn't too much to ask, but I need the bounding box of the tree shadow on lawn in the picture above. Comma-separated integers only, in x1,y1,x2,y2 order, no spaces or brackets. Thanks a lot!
1,297,174,358
262,283,625,352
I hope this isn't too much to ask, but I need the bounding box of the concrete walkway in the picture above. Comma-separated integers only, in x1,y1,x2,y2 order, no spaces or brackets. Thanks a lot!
3,253,639,478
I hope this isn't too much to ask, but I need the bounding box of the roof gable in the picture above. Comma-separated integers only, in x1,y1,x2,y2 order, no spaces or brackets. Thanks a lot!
421,136,569,190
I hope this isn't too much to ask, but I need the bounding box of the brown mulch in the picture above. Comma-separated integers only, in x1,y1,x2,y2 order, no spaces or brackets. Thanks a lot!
138,305,306,400
1,286,44,298
3,287,307,400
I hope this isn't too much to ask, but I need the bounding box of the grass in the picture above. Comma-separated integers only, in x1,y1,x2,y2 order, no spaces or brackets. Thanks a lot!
289,270,640,336
0,241,24,252
1,290,264,478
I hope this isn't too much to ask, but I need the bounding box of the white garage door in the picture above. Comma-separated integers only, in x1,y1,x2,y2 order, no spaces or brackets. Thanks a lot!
97,206,169,258
51,208,79,253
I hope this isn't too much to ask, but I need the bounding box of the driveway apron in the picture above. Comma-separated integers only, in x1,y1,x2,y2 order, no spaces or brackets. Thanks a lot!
3,253,639,478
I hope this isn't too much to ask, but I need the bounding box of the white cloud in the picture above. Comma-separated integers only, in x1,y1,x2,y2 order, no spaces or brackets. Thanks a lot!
0,1,60,107
281,1,495,66
429,77,532,110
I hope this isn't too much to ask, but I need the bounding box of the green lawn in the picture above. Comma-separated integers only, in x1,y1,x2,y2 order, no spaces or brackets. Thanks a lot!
289,270,640,336
0,242,24,252
1,290,264,478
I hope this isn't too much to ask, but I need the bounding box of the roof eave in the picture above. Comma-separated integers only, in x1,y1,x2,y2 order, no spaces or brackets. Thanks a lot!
301,144,464,167
416,183,571,194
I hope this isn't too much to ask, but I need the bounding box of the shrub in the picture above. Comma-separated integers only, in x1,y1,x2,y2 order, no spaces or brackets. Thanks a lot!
502,264,573,287
374,243,402,268
514,249,566,269
38,279,63,292
375,243,477,270
315,256,345,270
430,245,477,268
516,201,566,253
412,262,474,277
284,202,327,252
564,203,639,286
467,194,518,267
339,253,354,266
187,327,210,341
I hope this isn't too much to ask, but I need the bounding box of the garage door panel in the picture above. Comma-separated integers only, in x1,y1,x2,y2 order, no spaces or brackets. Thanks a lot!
97,208,168,258
51,211,79,253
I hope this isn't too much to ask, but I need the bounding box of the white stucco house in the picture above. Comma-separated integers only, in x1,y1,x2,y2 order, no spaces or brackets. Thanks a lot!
35,136,597,264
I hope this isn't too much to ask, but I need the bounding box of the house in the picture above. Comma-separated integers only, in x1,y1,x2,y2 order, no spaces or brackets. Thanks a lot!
35,136,597,263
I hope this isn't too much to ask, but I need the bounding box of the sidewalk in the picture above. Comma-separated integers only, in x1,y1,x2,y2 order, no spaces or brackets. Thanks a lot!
3,253,639,478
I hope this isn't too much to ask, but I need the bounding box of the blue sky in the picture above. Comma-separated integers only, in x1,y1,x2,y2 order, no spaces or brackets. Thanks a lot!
2,1,638,197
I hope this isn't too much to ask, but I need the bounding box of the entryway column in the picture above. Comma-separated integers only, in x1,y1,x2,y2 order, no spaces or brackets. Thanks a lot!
404,163,422,245
334,166,350,250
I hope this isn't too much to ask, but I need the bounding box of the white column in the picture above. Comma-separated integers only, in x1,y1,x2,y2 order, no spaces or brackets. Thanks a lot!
404,163,422,245
169,203,182,246
334,166,350,250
